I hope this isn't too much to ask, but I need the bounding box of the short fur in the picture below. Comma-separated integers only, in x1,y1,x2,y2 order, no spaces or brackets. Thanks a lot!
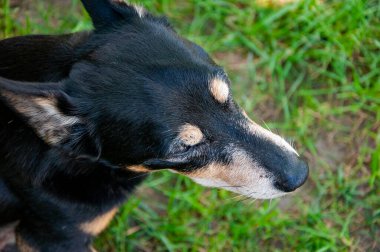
0,1,308,251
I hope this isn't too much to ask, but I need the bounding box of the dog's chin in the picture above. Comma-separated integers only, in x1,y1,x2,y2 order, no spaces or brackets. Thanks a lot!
191,177,289,200
247,191,288,199
227,186,288,200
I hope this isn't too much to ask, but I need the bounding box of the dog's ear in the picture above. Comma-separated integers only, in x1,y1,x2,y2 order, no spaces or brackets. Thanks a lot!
81,0,147,29
0,77,100,158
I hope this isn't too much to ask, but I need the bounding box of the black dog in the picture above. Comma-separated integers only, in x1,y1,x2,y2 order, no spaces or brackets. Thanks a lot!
0,1,308,251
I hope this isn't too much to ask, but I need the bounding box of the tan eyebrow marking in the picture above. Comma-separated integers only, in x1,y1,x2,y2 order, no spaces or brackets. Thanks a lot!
209,78,229,103
178,124,204,146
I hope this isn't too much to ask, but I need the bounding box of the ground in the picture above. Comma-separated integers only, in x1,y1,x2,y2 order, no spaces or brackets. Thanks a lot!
0,0,379,251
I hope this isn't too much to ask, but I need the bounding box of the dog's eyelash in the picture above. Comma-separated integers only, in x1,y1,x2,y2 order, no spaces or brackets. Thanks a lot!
181,140,206,150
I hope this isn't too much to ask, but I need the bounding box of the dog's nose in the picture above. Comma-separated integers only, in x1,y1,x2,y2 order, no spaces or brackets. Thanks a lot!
274,158,309,192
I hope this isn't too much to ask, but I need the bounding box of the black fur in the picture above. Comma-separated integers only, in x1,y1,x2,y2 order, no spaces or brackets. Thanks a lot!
0,1,308,251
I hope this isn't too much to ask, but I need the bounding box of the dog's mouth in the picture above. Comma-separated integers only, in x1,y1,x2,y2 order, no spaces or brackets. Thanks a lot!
125,146,308,200
185,154,307,199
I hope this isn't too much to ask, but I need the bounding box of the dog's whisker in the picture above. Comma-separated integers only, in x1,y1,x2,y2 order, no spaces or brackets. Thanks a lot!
261,120,272,132
248,198,258,206
227,194,246,201
219,185,244,188
233,190,259,204
237,196,253,204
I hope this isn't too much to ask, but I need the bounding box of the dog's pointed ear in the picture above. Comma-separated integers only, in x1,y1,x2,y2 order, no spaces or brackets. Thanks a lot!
0,77,100,157
81,0,147,29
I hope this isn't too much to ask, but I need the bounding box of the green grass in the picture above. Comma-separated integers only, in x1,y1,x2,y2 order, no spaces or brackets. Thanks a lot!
1,0,379,251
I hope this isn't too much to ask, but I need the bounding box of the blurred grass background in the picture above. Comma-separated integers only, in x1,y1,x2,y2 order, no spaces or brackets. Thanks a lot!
1,0,379,251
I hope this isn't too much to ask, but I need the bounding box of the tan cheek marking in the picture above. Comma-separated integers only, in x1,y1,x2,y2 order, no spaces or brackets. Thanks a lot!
183,161,250,187
179,149,286,199
80,208,118,236
178,124,204,146
126,165,151,173
181,150,264,187
210,78,229,103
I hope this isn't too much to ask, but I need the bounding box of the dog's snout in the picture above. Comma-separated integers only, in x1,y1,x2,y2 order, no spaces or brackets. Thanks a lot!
274,158,309,192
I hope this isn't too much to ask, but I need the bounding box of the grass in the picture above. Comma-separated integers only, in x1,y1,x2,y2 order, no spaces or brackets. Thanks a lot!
1,0,379,251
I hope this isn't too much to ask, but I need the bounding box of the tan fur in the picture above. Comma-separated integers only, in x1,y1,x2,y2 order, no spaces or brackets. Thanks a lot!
209,78,229,103
126,165,151,173
89,247,98,252
185,151,255,186
80,208,118,236
178,124,204,146
16,234,36,252
0,91,79,145
180,149,285,199
0,222,17,251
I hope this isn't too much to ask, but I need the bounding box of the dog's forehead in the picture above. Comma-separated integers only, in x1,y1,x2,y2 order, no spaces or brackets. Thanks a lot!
97,18,213,67
84,14,238,130
113,26,231,100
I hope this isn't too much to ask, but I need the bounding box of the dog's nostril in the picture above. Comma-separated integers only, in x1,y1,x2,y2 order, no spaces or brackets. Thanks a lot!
274,159,309,193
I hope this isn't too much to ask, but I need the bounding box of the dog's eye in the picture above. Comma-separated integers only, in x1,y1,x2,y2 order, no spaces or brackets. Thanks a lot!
170,138,206,155
178,142,192,152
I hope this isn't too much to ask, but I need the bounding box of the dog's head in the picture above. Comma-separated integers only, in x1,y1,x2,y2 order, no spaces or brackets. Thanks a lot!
0,0,308,199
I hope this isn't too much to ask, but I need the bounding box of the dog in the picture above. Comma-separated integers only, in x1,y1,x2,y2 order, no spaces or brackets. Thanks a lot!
0,0,309,251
